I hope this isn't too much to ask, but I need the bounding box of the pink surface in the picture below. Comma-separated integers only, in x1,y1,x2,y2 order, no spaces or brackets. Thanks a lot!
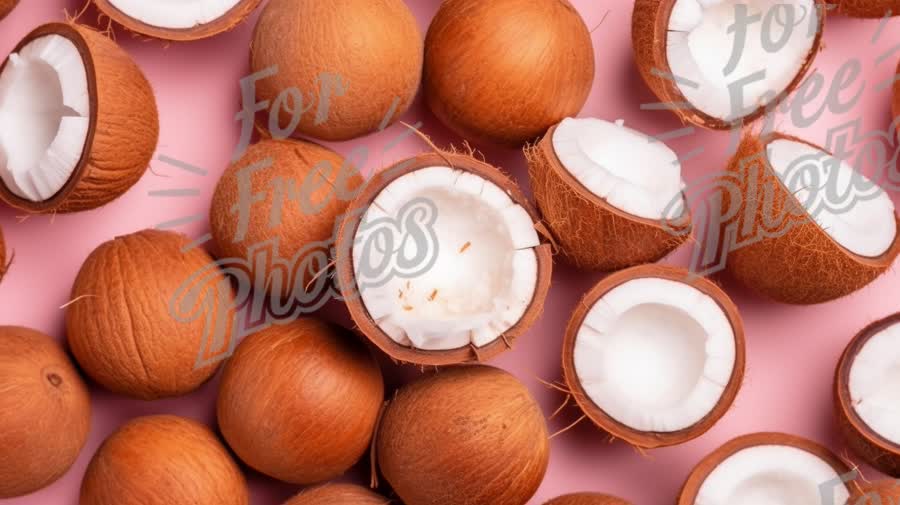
1,1,899,504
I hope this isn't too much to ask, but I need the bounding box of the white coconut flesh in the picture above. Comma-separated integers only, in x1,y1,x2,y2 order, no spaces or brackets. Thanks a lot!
0,35,90,202
352,166,540,351
573,277,736,432
849,320,900,446
552,117,686,220
766,139,897,258
107,0,242,29
693,445,850,505
667,0,818,121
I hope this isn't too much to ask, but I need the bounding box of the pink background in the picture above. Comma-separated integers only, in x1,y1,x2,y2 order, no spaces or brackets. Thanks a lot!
1,1,899,504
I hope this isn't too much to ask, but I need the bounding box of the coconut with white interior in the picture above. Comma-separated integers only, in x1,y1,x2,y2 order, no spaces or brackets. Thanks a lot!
92,0,262,41
526,117,691,271
632,0,824,129
722,132,899,304
562,265,744,448
0,23,158,213
335,152,552,366
678,433,854,505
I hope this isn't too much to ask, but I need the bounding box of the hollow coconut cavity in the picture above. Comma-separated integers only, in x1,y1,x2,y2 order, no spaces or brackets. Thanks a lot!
336,152,552,366
93,0,263,41
526,117,691,271
632,0,824,129
562,265,744,448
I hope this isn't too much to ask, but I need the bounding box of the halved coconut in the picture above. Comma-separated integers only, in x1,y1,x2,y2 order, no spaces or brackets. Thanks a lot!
562,265,744,448
0,0,17,20
835,312,900,477
525,117,691,271
722,132,900,304
92,0,262,41
334,152,552,366
678,433,853,505
0,23,158,214
633,0,824,129
836,0,900,17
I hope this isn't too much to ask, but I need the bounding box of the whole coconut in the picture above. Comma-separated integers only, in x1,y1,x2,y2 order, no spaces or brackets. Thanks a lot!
80,415,248,505
66,229,235,400
284,483,389,505
377,365,549,505
545,493,632,505
218,318,384,484
424,0,594,146
251,0,422,141
0,326,91,498
836,0,900,17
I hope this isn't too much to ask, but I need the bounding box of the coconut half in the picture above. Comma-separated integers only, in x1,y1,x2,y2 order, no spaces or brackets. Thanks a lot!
679,433,853,505
722,132,900,304
836,0,900,17
0,23,158,213
562,265,744,448
335,152,552,366
526,117,691,271
633,0,824,129
93,0,262,41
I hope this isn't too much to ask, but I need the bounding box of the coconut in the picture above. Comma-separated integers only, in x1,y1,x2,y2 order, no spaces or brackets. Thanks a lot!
0,23,158,214
525,118,691,271
0,326,90,498
92,0,262,41
376,365,549,505
836,0,900,17
66,229,235,400
563,265,744,448
80,415,248,505
544,493,632,505
424,0,594,146
283,483,389,505
853,481,900,503
334,151,552,366
678,433,854,505
721,132,900,304
217,318,383,485
632,0,824,130
251,0,422,141
0,0,17,20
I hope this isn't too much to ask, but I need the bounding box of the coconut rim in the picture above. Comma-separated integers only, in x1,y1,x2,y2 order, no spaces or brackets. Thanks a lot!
335,152,553,366
561,264,745,448
91,0,263,41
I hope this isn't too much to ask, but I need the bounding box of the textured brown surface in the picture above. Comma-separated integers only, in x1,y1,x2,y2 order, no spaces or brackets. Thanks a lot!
217,318,384,485
251,0,422,141
525,123,691,271
562,265,745,449
853,480,900,503
376,365,549,505
543,493,632,505
424,0,594,146
0,23,158,213
0,326,90,498
80,415,248,505
837,0,900,17
283,483,390,505
66,229,234,400
92,0,262,41
0,0,17,20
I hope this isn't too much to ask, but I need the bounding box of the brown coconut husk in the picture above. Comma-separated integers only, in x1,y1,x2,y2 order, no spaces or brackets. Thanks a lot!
836,0,900,17
543,493,632,505
853,480,900,503
283,483,390,505
0,0,17,20
92,0,262,41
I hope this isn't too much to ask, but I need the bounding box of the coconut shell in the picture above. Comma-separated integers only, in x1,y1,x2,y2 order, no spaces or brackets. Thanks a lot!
92,0,263,41
66,229,235,400
283,483,390,505
721,132,900,304
80,415,248,505
376,365,549,505
836,0,900,17
562,265,745,449
251,0,422,141
544,493,632,505
334,151,553,366
0,23,158,214
853,480,900,503
0,0,17,20
678,432,853,504
217,318,384,485
525,123,691,271
0,326,91,498
632,0,825,130
424,0,594,146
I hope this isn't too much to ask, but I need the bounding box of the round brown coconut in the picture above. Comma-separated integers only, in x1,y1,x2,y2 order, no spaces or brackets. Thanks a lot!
0,23,158,214
720,132,900,304
283,483,390,505
80,415,248,505
424,0,594,146
562,265,745,449
525,122,691,271
836,0,900,17
217,318,384,485
66,229,235,400
251,0,422,141
92,0,263,41
376,365,549,505
0,326,91,498
544,493,632,505
853,480,900,503
0,0,17,20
